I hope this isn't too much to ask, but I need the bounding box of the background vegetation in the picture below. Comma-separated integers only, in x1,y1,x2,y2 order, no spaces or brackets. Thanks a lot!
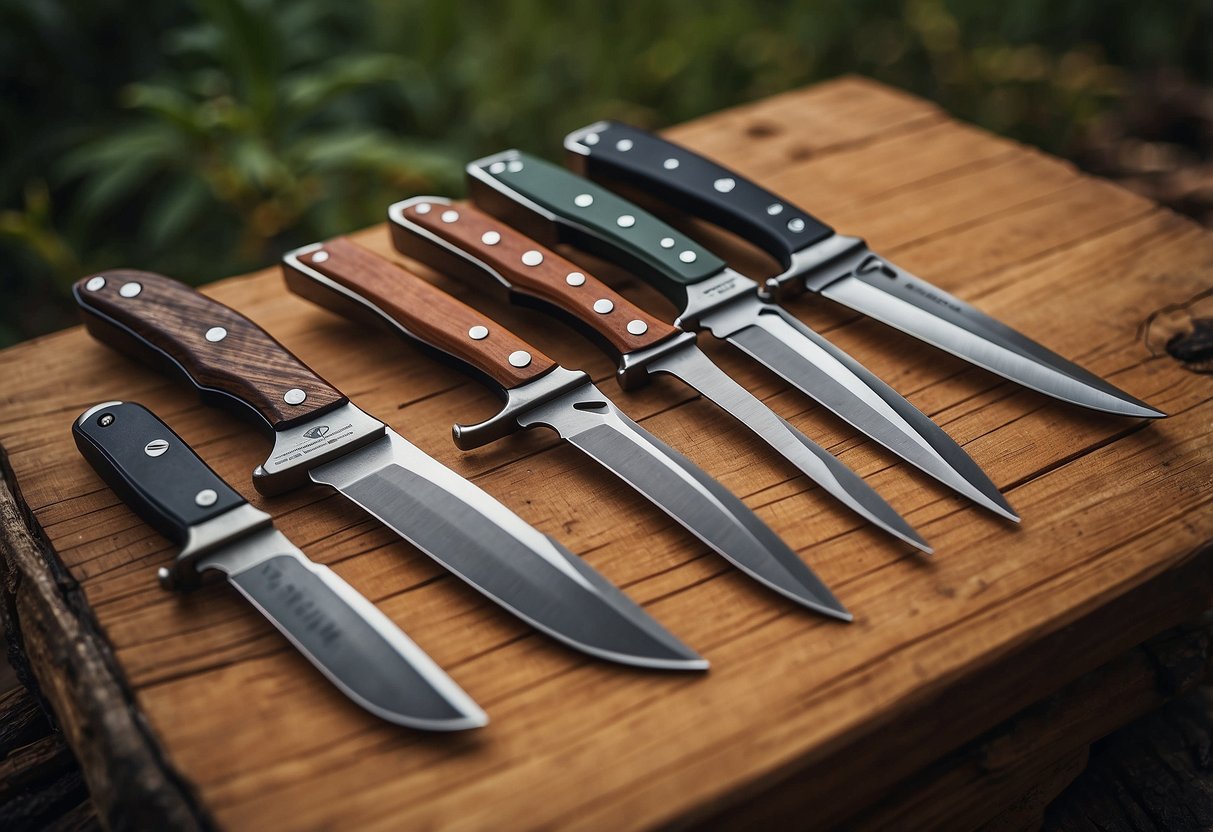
3,0,1211,347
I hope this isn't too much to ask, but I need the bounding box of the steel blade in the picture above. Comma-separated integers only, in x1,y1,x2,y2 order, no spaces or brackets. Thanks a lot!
700,293,1017,521
818,266,1164,419
518,382,850,620
308,430,705,670
199,532,486,730
647,344,931,553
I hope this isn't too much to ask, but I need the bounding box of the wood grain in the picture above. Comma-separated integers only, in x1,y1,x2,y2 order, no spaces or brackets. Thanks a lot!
288,238,557,390
392,199,678,355
74,270,346,430
1,77,1211,830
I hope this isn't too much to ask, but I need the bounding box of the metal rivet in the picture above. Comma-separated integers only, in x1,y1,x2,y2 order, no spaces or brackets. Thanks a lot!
481,231,501,246
415,202,432,214
441,210,459,223
489,162,506,174
521,250,543,266
85,276,106,291
660,237,675,249
144,439,169,458
663,158,679,170
679,250,697,263
205,327,227,342
311,250,329,263
284,388,307,405
507,160,524,173
508,350,531,368
714,178,736,193
97,413,114,427
566,272,586,286
593,298,614,314
617,214,635,228
119,282,142,298
616,139,633,152
584,132,600,146
195,489,218,507
627,319,649,335
468,325,489,340
767,203,783,216
574,193,593,208
787,218,806,232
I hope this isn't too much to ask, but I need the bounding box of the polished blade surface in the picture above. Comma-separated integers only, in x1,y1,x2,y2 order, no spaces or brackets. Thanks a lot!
309,430,705,670
818,264,1164,418
700,293,1017,521
519,383,850,620
648,344,931,553
200,531,485,730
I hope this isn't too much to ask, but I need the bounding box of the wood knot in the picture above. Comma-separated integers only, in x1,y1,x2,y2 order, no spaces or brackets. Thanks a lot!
1142,285,1213,374
745,121,779,139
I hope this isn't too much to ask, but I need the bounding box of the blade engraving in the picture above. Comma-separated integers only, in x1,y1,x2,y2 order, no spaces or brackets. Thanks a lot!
309,430,706,670
519,384,851,620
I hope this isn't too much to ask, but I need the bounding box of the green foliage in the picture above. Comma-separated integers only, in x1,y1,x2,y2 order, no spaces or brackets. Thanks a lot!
1,0,1209,346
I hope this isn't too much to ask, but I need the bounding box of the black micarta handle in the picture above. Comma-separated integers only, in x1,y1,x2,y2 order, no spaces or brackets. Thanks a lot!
566,122,834,268
467,151,724,305
73,401,246,545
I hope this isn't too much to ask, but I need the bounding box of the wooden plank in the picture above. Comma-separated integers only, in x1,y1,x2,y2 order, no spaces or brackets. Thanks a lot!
1,77,1210,829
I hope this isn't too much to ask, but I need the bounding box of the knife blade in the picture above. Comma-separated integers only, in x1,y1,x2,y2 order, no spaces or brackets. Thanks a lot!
283,238,851,619
73,400,486,730
387,196,930,553
465,152,1018,521
73,271,705,670
564,121,1164,420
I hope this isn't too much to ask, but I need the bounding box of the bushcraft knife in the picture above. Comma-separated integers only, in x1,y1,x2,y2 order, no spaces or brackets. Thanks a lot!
283,238,852,620
73,271,705,670
387,196,930,553
73,400,486,730
466,152,1018,521
564,121,1165,420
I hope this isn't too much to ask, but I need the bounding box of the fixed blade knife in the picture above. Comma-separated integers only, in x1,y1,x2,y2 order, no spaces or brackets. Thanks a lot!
73,271,704,670
283,238,852,620
73,400,486,730
564,121,1164,420
388,196,930,553
465,152,1018,521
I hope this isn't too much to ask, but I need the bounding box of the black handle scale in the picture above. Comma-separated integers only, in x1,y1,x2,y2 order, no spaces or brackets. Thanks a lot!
73,401,246,545
567,122,834,268
469,151,724,305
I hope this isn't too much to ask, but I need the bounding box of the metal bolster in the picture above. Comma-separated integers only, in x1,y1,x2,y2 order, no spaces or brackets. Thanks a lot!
158,502,274,591
675,268,762,331
252,401,386,495
453,366,591,450
388,196,515,297
563,121,610,157
616,331,698,391
764,234,869,301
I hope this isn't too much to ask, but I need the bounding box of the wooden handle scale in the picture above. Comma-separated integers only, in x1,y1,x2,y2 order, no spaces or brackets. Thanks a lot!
73,270,347,430
283,238,558,391
390,197,679,357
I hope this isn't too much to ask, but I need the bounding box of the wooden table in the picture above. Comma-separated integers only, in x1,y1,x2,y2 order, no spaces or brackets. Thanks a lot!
2,77,1211,831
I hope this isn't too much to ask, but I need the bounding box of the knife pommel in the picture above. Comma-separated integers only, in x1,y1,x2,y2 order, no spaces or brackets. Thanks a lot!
390,197,679,358
73,270,347,431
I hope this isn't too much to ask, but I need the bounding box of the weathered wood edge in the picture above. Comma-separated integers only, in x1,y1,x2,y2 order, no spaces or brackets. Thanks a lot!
0,447,211,831
690,542,1213,830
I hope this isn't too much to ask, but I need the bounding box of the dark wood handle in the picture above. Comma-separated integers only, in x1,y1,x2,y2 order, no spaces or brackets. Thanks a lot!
394,200,678,356
286,238,557,390
73,270,347,430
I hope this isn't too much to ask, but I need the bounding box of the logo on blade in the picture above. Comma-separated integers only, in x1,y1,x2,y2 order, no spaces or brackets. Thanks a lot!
303,425,331,440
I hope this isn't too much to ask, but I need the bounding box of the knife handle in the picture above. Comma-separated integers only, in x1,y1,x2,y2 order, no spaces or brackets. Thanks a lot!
467,152,725,305
283,238,558,391
73,401,246,546
390,198,679,357
73,271,347,431
566,121,834,267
